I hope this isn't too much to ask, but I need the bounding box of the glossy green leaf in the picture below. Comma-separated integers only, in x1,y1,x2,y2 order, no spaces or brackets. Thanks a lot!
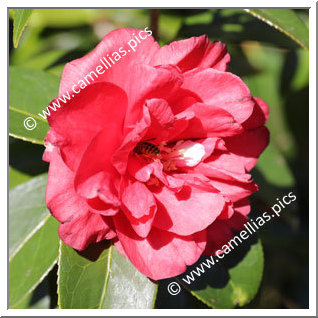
245,9,308,50
180,9,301,49
9,106,49,145
9,217,59,308
58,243,158,309
14,271,59,309
9,175,60,308
102,245,158,308
9,167,32,189
11,293,32,309
13,9,33,48
179,239,263,308
9,67,60,144
9,174,49,258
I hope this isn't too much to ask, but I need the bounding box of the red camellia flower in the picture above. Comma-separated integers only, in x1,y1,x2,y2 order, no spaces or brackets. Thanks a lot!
43,28,269,280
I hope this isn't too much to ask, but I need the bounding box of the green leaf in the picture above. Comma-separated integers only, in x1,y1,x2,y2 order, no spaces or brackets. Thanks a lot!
159,14,183,42
48,64,66,77
241,43,296,159
179,9,302,49
9,174,48,258
9,217,59,308
9,175,60,308
11,293,32,309
11,26,44,66
14,271,59,309
9,66,60,144
179,239,264,308
58,243,158,309
13,9,33,48
9,167,32,189
245,9,309,50
101,245,158,308
21,50,67,70
256,142,295,187
30,9,102,28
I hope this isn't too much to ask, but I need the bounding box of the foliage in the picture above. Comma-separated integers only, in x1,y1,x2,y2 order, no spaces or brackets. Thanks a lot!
12,9,33,48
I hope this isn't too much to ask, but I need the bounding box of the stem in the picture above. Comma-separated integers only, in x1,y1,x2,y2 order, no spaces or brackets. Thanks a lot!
150,9,160,41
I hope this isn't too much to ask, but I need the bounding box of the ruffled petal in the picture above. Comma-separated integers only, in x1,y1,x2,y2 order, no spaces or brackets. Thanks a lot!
121,179,157,219
143,98,175,141
204,220,233,255
204,139,246,174
233,197,251,216
59,28,159,96
123,64,183,128
114,212,206,280
150,35,230,72
224,126,270,171
45,148,86,223
47,82,128,171
175,102,243,139
182,68,254,124
153,182,225,235
193,162,258,202
58,211,116,251
242,97,270,129
112,105,151,175
74,128,122,206
127,156,167,184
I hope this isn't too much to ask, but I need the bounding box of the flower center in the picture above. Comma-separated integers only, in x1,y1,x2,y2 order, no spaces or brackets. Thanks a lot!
133,140,206,171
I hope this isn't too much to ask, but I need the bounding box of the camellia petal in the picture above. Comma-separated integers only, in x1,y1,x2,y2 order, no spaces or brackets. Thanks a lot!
47,82,128,171
114,211,206,280
224,126,270,171
175,102,243,139
153,182,226,235
121,179,157,219
182,68,255,124
74,128,122,205
44,28,269,280
150,35,230,72
59,28,159,96
242,97,270,129
58,211,116,251
46,148,87,223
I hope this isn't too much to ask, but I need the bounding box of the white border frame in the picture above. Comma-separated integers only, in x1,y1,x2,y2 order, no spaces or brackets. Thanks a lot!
3,1,316,316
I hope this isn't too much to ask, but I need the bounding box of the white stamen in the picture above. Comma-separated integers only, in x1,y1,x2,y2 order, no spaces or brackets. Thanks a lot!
172,140,206,168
